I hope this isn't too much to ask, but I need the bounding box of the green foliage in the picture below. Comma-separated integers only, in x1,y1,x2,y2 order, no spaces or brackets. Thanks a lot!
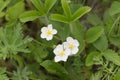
109,1,120,16
109,16,120,48
113,69,120,80
0,0,10,18
12,67,32,80
45,0,57,14
19,10,40,23
50,14,69,23
28,42,48,63
102,49,120,66
20,0,57,23
6,1,25,21
31,0,45,15
0,68,9,80
86,26,104,43
61,0,72,18
71,6,91,22
40,60,69,80
0,24,32,59
87,13,103,26
0,0,120,80
50,0,91,23
93,34,108,51
90,71,102,80
86,51,101,66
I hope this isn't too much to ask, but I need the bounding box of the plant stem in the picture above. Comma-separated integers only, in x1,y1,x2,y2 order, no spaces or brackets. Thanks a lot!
33,39,53,48
102,73,109,80
110,66,119,79
108,16,120,36
44,15,49,25
54,35,63,42
69,23,73,33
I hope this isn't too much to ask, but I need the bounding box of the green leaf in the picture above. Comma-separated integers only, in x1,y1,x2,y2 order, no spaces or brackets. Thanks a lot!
93,34,108,52
50,14,69,23
102,49,120,66
86,51,101,66
0,12,5,18
31,0,45,15
114,70,120,80
0,68,9,80
40,60,69,79
19,10,40,23
109,1,120,16
45,0,57,13
29,42,48,63
87,13,103,26
61,0,71,18
0,23,32,59
58,24,70,41
72,6,91,22
0,0,10,12
6,1,25,20
50,21,70,41
86,26,104,43
12,67,31,80
70,21,85,54
90,71,102,80
109,36,120,48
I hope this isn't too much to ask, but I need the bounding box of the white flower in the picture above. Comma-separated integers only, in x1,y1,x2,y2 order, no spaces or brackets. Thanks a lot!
40,24,57,41
63,37,79,55
53,44,70,62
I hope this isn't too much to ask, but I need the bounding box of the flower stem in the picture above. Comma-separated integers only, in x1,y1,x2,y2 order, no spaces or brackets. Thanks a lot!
44,15,49,25
108,16,120,36
69,23,73,33
33,39,53,48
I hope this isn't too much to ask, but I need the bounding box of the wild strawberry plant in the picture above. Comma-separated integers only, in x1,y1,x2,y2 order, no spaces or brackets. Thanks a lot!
0,0,120,80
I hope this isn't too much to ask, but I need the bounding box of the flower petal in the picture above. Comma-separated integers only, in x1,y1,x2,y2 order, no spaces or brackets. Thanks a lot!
40,33,47,38
46,35,53,41
54,55,68,62
74,40,79,47
65,49,71,56
48,24,53,30
67,37,73,42
52,29,57,34
53,44,63,55
63,42,68,49
41,27,47,32
71,47,79,54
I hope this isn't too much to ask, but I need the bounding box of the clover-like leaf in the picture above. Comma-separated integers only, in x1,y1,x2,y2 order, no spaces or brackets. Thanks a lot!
6,1,25,21
86,51,101,66
40,60,69,79
109,1,120,16
86,26,104,43
93,34,108,52
19,10,40,23
72,6,91,22
50,14,69,23
61,0,71,18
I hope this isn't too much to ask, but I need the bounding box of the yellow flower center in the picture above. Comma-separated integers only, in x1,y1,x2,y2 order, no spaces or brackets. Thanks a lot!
59,51,65,56
46,30,52,35
69,43,74,49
